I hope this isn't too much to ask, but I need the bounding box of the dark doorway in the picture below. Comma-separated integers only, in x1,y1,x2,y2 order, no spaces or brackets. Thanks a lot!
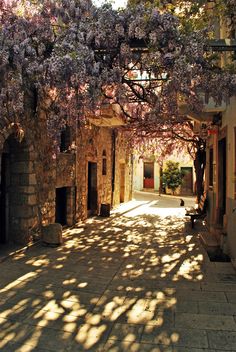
144,162,154,188
0,153,8,243
181,167,193,195
87,162,97,214
0,136,37,244
55,187,67,225
218,137,227,225
120,163,125,203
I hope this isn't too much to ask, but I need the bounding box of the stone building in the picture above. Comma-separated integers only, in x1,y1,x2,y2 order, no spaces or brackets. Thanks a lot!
187,16,236,264
0,105,132,246
133,151,195,196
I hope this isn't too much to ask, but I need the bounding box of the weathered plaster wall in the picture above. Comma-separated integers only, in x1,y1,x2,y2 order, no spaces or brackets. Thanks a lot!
112,131,133,207
133,156,144,191
75,126,113,220
133,157,160,192
221,97,236,260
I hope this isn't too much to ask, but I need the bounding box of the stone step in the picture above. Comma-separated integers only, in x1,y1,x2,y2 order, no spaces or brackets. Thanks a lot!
200,232,220,248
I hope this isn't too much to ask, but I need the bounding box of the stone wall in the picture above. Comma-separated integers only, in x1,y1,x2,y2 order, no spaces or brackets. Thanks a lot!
0,122,40,244
0,115,133,245
112,131,133,207
75,126,113,220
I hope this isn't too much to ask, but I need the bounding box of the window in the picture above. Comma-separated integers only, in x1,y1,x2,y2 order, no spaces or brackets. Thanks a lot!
102,150,107,175
209,147,214,188
60,125,71,152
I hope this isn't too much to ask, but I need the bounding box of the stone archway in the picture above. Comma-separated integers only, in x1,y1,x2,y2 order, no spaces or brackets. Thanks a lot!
0,135,38,244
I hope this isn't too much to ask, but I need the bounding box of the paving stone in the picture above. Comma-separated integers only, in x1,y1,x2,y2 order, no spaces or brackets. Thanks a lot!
208,330,236,350
225,292,236,303
171,300,199,314
116,301,175,327
216,273,236,284
1,197,236,352
71,322,113,351
200,282,236,292
198,301,236,316
175,312,236,331
0,339,52,352
19,327,74,351
141,326,209,349
108,323,144,342
102,339,175,351
72,281,108,294
214,262,236,274
175,289,227,302
0,320,34,344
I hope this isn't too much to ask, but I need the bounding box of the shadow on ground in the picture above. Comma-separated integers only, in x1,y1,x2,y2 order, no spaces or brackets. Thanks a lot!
0,198,235,351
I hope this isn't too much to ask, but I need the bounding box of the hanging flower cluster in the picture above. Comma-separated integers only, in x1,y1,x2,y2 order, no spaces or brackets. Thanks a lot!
0,0,235,143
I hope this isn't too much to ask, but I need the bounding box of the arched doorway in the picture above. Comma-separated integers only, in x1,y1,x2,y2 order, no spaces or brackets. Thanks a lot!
0,135,38,244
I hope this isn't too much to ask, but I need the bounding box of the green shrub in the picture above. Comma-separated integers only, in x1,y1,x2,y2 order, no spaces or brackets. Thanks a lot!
162,161,184,195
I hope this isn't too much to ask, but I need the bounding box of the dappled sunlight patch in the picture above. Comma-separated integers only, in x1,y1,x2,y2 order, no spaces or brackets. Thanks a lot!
75,323,107,349
85,313,102,325
144,326,172,345
77,282,88,288
120,268,144,279
30,297,43,308
124,298,162,325
0,320,32,344
161,253,182,264
34,310,61,327
172,253,204,281
0,278,28,293
0,339,9,349
0,194,207,350
187,243,196,251
40,290,55,299
56,256,67,262
63,278,76,285
96,293,126,308
11,252,27,261
53,264,64,269
171,332,180,343
62,292,79,302
16,271,39,282
108,299,135,322
42,300,65,314
25,257,50,267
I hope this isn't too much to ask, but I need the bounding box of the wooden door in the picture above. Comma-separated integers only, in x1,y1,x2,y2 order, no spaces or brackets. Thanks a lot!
181,167,193,195
55,187,67,225
87,162,98,214
144,162,154,188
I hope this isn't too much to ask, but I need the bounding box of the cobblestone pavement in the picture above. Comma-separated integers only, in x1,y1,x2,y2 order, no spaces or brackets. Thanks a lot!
1,192,236,352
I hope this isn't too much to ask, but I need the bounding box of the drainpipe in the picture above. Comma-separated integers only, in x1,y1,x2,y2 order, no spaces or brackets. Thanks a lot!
111,129,117,207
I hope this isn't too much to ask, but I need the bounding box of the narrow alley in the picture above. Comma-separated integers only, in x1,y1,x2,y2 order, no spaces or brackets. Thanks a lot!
0,192,236,352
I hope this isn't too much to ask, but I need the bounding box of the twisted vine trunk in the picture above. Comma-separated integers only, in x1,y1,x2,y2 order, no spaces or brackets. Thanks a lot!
194,143,206,203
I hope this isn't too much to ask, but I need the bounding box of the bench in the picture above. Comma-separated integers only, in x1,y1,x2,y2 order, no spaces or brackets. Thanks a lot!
185,193,207,229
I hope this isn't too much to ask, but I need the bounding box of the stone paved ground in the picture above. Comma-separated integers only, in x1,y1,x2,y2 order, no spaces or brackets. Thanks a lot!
0,192,236,352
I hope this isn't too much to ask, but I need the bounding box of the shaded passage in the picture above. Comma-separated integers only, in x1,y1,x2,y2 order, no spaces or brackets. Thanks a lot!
0,192,236,351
